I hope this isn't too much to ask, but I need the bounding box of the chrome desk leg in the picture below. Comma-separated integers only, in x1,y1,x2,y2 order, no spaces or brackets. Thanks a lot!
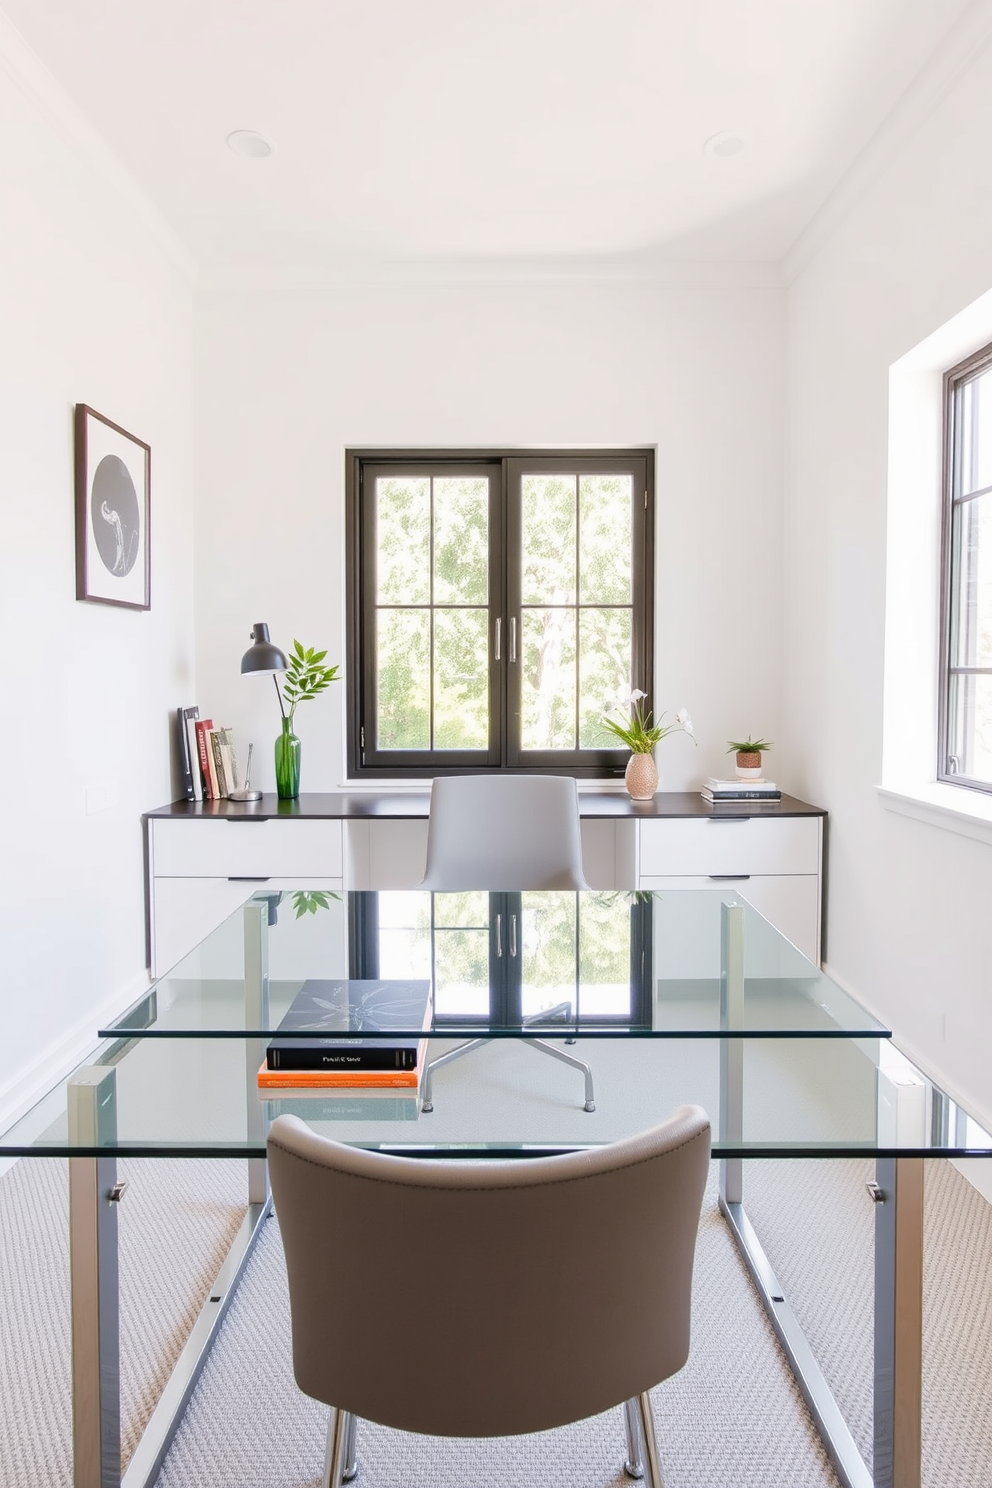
718,902,745,1207
716,900,873,1488
68,1067,122,1488
635,1391,663,1488
243,900,271,1205
623,1396,645,1478
871,1156,923,1488
341,1410,358,1480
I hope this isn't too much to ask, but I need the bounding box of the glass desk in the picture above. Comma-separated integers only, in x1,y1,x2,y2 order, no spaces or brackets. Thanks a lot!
3,889,990,1488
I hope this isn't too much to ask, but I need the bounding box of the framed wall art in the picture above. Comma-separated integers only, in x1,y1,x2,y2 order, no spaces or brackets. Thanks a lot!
74,404,151,609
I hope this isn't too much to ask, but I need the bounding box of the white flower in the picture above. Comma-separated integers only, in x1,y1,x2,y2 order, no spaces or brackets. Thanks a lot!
676,707,693,734
628,688,647,702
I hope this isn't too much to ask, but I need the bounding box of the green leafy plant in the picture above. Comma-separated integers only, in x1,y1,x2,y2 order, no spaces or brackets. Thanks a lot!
603,692,695,754
726,737,772,754
275,640,340,725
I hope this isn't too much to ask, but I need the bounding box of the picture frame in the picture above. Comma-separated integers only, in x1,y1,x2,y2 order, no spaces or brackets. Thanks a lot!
74,403,151,609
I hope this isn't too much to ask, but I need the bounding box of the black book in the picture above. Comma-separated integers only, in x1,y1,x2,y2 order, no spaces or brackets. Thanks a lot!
177,706,195,800
265,979,432,1071
702,789,782,802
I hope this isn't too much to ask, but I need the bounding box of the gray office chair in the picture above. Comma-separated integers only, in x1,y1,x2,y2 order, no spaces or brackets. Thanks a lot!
268,1104,712,1488
419,774,595,1113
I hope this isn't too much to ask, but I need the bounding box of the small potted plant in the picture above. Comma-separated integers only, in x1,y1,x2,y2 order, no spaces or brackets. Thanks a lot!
604,691,694,799
727,736,772,779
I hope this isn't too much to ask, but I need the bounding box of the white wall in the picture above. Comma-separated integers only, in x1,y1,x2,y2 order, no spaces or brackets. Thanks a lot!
784,37,992,1124
0,24,197,1124
193,267,787,795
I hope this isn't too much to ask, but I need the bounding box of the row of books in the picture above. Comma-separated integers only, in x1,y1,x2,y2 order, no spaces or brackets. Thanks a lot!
177,705,242,800
256,978,433,1101
701,776,781,802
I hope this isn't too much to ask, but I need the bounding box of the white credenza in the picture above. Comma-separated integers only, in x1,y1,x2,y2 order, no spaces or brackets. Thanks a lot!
144,792,824,975
636,812,823,963
146,815,343,976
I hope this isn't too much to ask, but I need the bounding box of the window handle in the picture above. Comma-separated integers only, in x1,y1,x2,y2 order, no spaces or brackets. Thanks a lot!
509,913,517,958
509,618,517,663
494,618,501,662
496,912,503,956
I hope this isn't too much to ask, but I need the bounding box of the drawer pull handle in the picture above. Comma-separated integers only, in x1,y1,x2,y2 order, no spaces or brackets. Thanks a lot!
224,818,269,824
708,874,750,881
228,876,271,882
706,817,748,823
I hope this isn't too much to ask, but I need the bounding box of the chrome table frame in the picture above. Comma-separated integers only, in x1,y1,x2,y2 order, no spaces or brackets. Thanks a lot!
62,900,933,1488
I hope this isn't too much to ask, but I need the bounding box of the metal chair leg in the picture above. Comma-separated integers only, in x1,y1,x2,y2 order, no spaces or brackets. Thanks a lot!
623,1396,645,1478
421,1038,491,1112
528,1038,596,1111
322,1406,350,1488
422,1035,595,1112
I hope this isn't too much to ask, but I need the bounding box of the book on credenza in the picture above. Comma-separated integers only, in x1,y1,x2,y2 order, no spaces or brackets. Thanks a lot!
263,978,433,1072
176,706,195,800
183,706,203,800
218,725,240,795
209,728,229,797
195,717,217,797
704,777,779,791
702,786,781,802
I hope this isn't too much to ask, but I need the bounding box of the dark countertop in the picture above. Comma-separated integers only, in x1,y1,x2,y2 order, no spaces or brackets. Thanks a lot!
144,791,825,821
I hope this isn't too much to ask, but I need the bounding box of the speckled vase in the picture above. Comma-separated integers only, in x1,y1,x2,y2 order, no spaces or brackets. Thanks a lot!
624,751,658,800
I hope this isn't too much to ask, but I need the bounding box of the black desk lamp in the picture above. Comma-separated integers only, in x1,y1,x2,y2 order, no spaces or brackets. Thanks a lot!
235,622,288,801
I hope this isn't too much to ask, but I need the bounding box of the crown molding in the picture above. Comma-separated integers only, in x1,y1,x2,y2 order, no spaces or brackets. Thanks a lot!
0,9,198,284
197,256,784,296
783,0,992,285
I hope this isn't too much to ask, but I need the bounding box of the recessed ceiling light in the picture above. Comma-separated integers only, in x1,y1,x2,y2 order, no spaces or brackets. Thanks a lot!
704,132,746,159
226,129,274,159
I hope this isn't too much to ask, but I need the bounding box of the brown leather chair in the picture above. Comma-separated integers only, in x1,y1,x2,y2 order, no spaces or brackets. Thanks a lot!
267,1104,711,1488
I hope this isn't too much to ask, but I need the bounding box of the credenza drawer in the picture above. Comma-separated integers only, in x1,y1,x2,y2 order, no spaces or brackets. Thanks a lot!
150,818,343,879
638,816,819,878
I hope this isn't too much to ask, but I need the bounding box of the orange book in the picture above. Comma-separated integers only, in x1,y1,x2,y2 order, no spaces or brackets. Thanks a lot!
256,1039,426,1091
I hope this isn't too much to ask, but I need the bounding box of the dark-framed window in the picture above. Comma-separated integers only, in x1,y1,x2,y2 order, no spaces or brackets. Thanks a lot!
345,448,654,778
939,346,992,792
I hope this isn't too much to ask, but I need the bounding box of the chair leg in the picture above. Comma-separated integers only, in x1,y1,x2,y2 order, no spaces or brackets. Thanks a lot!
528,1038,596,1111
323,1407,353,1488
623,1396,645,1478
636,1391,663,1488
421,1038,491,1112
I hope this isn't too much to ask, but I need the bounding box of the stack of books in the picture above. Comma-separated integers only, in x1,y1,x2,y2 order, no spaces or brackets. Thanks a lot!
256,978,432,1106
176,705,242,800
701,776,782,803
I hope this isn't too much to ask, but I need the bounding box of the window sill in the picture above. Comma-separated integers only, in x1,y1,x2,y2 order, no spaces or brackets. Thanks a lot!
877,782,992,847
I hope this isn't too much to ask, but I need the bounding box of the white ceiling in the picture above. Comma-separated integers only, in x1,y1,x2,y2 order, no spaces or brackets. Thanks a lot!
0,0,977,269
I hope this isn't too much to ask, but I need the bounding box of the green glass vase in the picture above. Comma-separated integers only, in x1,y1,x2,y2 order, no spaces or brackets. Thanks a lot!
275,717,301,799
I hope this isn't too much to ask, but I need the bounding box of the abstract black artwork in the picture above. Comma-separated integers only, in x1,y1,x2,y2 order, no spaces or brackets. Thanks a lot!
74,404,151,609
